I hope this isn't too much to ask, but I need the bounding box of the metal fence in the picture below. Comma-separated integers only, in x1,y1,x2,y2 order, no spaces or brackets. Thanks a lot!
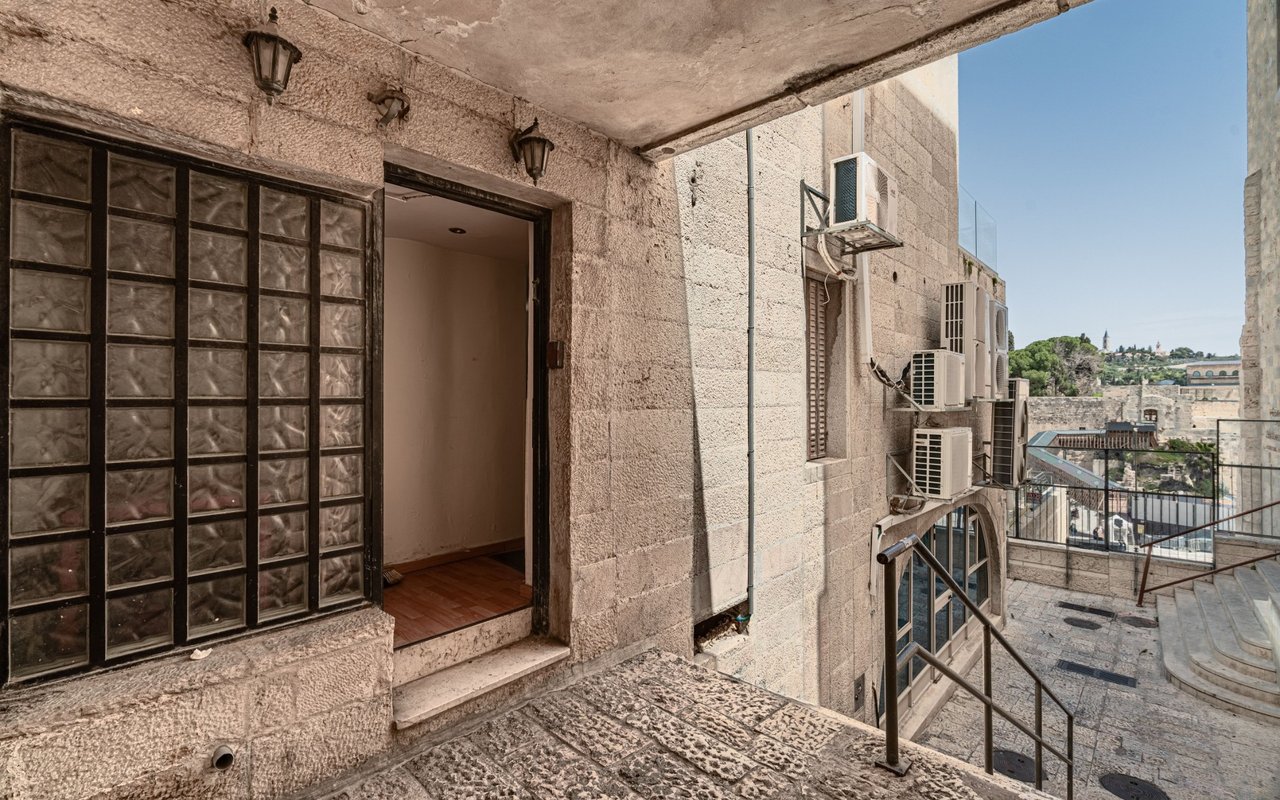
1215,419,1280,539
1010,445,1218,565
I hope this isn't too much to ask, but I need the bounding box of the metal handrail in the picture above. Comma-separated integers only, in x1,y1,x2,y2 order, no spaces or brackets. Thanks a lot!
1136,497,1280,607
876,534,1075,799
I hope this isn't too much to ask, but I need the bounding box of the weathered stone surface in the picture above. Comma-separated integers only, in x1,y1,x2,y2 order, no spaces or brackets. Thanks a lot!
916,581,1280,800
323,653,1053,800
403,739,528,799
503,740,640,800
614,749,736,800
524,691,649,766
330,767,434,800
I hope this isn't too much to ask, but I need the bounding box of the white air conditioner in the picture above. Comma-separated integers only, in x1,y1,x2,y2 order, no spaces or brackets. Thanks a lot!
943,281,992,399
912,427,973,500
830,153,899,239
993,378,1030,487
910,350,966,411
989,299,1009,400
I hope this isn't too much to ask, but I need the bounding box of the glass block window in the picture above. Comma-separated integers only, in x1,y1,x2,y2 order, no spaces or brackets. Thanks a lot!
2,122,372,684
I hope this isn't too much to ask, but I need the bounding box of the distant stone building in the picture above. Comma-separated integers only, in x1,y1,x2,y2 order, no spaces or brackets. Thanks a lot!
1028,384,1239,444
1184,359,1242,386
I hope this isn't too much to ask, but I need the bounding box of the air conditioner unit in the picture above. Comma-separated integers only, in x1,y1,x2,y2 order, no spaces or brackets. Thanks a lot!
993,378,1030,487
989,298,1009,400
910,350,966,411
912,427,973,500
943,281,992,399
830,153,899,241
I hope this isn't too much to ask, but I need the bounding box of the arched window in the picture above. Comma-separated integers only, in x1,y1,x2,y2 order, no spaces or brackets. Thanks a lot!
1206,370,1216,377
893,505,990,695
1192,370,1202,377
1233,370,1239,376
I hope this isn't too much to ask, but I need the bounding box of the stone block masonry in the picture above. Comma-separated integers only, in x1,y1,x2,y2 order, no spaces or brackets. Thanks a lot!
0,609,394,800
674,54,1007,723
0,2,1014,797
322,649,1052,800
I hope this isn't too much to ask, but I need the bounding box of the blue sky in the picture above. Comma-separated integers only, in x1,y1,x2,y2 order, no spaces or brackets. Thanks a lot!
959,0,1246,355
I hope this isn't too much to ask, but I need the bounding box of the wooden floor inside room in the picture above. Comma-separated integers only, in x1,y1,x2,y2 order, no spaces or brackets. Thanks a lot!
384,554,532,648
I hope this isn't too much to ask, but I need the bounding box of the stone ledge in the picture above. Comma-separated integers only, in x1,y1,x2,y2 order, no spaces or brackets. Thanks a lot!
0,607,394,739
393,638,570,730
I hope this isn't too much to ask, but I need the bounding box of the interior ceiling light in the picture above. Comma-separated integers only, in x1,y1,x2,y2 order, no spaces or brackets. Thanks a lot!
510,118,555,185
448,227,466,235
243,7,302,103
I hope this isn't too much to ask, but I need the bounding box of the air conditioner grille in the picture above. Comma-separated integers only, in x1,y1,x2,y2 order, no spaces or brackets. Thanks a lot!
833,158,858,224
944,283,964,354
911,352,934,408
916,432,942,496
995,352,1009,389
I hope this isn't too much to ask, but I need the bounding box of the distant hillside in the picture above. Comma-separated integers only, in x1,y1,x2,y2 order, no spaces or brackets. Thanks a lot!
1010,335,1241,395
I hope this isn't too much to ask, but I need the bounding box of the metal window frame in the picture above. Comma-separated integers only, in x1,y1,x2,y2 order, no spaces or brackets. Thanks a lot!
1,117,376,686
895,505,993,697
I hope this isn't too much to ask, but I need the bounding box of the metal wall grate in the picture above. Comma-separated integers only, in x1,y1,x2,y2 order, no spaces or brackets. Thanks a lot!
911,351,935,409
805,276,831,460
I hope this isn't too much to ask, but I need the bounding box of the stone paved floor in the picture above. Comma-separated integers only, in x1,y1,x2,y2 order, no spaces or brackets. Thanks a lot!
915,580,1280,800
324,650,1046,800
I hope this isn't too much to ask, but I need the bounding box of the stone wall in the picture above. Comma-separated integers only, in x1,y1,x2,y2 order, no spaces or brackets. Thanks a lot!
0,610,394,800
0,1,1008,796
1028,384,1239,444
0,0,688,794
672,58,1007,719
1008,534,1280,601
1241,0,1280,533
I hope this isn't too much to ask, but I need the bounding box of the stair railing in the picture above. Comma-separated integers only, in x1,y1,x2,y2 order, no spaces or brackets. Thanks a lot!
876,534,1075,800
1136,497,1280,607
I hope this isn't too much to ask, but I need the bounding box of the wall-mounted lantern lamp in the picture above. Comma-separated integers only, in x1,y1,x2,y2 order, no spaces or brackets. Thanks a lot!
243,7,303,104
510,119,555,185
368,88,411,127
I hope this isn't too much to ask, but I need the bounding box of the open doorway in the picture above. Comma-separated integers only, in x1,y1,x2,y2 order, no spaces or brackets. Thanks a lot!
380,177,540,649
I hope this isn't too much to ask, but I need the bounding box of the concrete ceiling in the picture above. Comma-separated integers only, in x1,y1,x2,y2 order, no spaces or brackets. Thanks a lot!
310,0,1083,157
384,184,529,260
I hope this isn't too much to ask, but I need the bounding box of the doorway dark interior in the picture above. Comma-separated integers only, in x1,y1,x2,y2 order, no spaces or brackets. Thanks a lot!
379,167,550,649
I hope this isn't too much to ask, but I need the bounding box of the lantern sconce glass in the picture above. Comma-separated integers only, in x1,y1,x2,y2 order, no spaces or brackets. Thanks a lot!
368,88,411,128
510,118,555,185
243,7,303,104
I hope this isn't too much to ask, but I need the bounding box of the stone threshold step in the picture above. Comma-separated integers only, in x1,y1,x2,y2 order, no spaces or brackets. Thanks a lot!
393,637,570,730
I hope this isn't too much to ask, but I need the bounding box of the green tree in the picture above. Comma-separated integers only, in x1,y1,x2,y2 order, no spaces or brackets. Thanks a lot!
1008,336,1101,396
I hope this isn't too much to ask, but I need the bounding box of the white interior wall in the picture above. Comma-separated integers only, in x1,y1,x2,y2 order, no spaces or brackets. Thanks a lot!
383,236,529,566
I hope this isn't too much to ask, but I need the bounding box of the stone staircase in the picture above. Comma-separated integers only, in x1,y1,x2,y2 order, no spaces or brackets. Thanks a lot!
1158,558,1280,723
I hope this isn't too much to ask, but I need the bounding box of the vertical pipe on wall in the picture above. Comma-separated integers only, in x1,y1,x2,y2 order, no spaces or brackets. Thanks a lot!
849,90,874,368
738,128,757,633
747,129,752,629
